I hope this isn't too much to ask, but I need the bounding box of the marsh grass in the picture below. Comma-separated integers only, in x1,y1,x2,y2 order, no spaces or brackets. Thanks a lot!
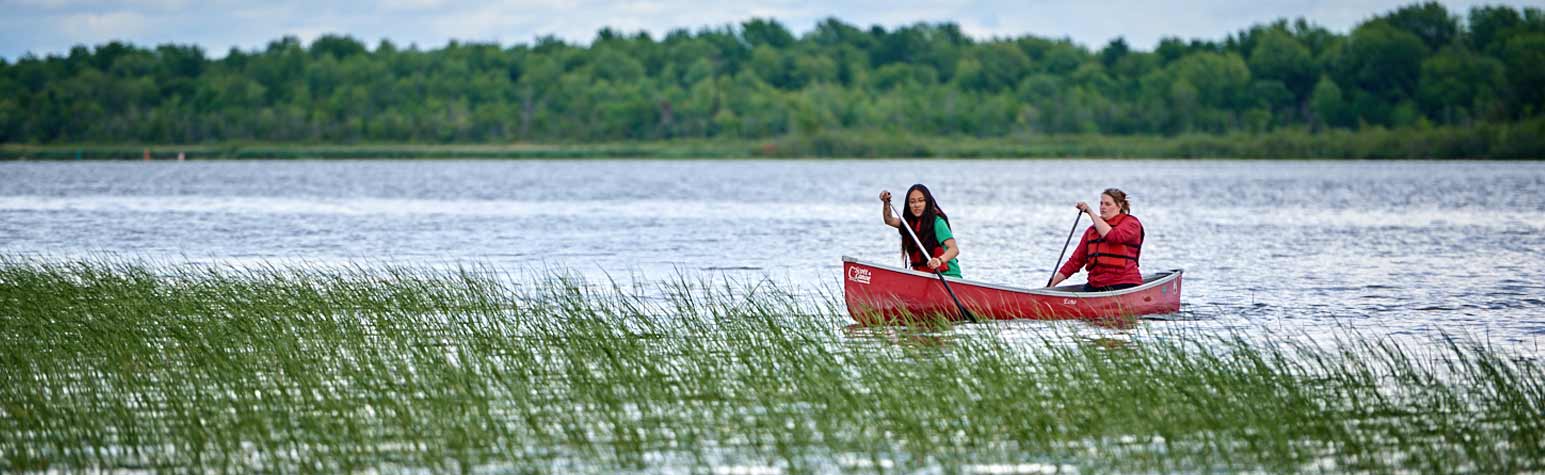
1,257,1541,473
6,119,1545,161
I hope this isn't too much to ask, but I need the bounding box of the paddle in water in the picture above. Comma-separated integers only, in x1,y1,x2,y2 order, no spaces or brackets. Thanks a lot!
888,203,978,323
1048,211,1083,287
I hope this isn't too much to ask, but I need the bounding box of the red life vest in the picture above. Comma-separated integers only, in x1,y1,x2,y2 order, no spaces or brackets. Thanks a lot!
907,219,952,273
1085,213,1143,270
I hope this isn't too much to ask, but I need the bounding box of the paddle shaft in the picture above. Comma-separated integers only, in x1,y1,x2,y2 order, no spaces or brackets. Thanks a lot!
1048,211,1083,287
888,203,977,323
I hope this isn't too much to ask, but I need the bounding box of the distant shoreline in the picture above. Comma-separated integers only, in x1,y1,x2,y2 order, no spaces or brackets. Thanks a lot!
5,123,1543,160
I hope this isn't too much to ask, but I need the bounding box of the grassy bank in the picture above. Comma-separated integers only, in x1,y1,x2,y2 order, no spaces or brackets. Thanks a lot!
4,120,1543,160
1,258,1542,473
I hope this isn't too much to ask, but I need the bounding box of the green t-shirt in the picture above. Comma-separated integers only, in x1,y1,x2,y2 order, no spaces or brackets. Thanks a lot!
933,216,962,277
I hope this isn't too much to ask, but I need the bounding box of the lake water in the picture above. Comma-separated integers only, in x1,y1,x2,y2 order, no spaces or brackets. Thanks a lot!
3,159,1543,350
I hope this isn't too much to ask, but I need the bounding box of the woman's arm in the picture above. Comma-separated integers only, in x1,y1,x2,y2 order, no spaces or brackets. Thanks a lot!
1050,231,1090,286
1077,201,1112,237
927,238,959,269
880,191,900,228
1102,216,1141,244
1091,215,1112,237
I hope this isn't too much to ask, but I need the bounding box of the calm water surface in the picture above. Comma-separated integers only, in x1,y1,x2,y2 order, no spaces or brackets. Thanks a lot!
3,159,1543,349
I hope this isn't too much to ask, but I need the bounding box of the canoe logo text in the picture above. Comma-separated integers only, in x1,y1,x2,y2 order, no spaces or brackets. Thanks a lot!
848,267,871,284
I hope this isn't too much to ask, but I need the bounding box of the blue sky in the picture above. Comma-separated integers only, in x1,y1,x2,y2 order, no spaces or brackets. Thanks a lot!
2,0,1542,60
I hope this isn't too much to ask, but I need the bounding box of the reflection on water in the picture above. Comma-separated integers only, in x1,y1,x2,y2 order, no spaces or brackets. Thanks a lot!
843,323,952,348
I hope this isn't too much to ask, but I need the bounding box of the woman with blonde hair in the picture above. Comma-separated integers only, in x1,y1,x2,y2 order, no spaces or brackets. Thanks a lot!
1049,188,1144,291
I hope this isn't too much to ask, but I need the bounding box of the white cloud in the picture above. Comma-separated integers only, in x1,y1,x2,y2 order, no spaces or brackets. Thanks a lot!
8,0,193,11
285,25,341,45
6,0,83,7
423,4,546,43
503,0,576,8
380,0,449,10
63,10,151,39
136,0,192,10
232,4,289,21
618,0,667,15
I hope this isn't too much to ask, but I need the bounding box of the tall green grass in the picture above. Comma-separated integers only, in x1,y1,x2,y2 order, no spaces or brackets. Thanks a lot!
1,258,1540,473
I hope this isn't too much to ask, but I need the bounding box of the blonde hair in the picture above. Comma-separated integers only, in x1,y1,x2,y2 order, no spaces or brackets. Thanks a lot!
1102,188,1131,214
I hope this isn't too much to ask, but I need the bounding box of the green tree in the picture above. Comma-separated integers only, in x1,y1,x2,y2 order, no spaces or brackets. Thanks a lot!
748,46,790,88
3,3,1545,144
1418,46,1506,123
1170,52,1251,110
1374,2,1458,50
309,34,368,60
790,54,837,87
515,53,563,139
1468,6,1523,54
1310,75,1350,129
1168,77,1200,133
1154,37,1187,65
741,18,795,49
1248,30,1317,102
1327,21,1429,122
869,63,937,90
1248,80,1294,114
1039,44,1086,75
968,42,1032,92
1501,33,1545,114
1099,37,1130,67
590,48,646,83
790,84,841,135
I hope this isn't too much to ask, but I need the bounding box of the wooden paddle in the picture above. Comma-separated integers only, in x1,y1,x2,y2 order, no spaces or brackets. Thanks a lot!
888,203,977,323
1048,211,1083,287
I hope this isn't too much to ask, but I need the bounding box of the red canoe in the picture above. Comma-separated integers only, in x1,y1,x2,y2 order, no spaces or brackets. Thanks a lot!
842,256,1183,324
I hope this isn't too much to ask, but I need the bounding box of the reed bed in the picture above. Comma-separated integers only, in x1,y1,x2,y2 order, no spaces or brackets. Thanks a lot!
1,258,1540,473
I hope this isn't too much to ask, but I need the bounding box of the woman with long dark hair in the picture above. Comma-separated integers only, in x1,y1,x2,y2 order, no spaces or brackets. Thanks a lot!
1049,188,1144,291
879,184,962,277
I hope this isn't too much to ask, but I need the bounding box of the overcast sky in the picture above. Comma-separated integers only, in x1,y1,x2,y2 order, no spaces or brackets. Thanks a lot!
3,0,1542,60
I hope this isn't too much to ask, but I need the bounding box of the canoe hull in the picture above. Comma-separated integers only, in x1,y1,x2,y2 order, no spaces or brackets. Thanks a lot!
842,256,1182,324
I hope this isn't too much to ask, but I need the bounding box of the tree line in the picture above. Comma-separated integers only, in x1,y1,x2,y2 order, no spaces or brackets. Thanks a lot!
1,2,1542,144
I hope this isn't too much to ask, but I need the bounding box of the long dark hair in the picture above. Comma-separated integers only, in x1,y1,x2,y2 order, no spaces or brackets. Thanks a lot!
898,183,950,262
